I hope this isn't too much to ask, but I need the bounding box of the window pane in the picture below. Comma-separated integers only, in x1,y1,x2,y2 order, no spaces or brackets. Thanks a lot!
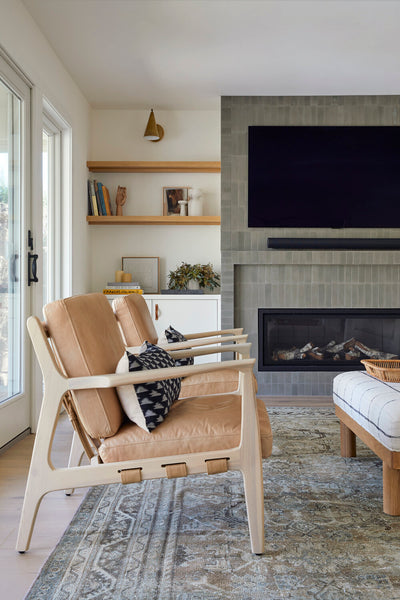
42,130,49,304
0,79,22,403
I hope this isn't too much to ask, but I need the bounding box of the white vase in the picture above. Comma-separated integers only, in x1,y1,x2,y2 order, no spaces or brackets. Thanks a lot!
187,279,200,290
188,198,203,216
178,200,188,216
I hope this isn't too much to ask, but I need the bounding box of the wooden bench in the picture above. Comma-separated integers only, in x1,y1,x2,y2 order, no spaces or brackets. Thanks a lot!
333,371,400,515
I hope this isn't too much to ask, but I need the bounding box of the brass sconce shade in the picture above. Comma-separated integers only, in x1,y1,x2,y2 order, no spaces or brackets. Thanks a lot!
144,109,164,142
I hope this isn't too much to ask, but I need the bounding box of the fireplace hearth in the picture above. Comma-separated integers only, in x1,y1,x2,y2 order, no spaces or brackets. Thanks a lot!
258,309,400,371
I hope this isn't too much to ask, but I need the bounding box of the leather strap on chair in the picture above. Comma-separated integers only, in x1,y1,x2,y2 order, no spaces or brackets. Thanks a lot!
62,392,96,461
206,458,228,475
119,468,142,484
164,463,188,479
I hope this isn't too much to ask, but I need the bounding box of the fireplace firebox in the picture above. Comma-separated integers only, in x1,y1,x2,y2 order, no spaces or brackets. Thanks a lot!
258,309,400,371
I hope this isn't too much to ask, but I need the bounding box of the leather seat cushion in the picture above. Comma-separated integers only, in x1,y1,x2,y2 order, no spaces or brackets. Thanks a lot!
99,395,272,463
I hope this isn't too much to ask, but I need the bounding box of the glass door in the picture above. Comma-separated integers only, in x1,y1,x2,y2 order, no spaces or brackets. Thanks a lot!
0,56,31,447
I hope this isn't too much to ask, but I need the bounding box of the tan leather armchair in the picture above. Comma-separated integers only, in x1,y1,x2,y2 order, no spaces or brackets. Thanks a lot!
17,293,272,555
113,292,253,398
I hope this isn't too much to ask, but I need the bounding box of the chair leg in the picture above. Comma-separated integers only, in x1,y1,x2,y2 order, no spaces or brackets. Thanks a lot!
340,421,356,457
242,462,264,554
16,473,45,553
383,463,400,516
64,431,85,496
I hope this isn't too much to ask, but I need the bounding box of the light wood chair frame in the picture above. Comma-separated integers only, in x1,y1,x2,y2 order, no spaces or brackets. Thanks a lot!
17,317,264,555
65,340,253,484
336,405,400,515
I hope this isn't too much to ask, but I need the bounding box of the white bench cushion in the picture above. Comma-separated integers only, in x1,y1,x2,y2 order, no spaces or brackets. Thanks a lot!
333,371,400,452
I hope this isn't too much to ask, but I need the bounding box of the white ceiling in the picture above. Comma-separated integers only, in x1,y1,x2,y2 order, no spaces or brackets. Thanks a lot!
22,0,400,110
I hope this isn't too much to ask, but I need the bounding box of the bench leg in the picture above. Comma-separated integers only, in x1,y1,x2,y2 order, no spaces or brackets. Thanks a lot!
383,463,400,516
340,421,356,457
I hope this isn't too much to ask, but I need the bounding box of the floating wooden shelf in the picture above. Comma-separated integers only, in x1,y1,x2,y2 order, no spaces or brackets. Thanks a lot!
87,161,221,173
86,215,221,225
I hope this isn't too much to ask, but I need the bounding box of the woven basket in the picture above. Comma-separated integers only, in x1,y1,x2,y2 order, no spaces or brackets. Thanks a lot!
361,359,400,382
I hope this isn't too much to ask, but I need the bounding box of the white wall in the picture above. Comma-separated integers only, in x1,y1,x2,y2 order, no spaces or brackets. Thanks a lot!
0,0,91,295
89,109,221,291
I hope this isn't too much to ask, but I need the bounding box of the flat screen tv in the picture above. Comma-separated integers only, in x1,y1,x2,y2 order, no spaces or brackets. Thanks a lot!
248,126,400,228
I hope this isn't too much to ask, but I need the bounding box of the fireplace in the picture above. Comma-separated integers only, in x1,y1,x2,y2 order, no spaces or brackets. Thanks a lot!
258,309,400,371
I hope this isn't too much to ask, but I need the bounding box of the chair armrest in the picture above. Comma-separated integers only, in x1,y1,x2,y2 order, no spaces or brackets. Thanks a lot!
170,342,251,360
125,337,249,357
68,358,256,391
183,328,243,340
158,333,247,351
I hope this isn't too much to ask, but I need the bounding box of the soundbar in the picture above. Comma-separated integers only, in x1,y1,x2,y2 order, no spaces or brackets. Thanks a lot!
267,238,400,250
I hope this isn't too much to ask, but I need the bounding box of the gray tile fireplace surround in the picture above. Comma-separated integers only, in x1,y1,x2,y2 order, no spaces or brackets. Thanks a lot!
222,249,400,396
220,95,400,396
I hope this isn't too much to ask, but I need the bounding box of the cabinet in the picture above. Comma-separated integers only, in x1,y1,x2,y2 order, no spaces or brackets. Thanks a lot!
107,294,221,364
107,294,220,363
144,294,221,364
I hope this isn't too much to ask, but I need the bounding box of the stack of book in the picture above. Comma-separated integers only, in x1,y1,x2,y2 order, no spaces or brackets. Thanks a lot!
88,179,112,216
103,282,143,295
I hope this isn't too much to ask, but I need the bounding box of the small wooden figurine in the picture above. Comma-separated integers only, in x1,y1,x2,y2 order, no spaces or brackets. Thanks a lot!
115,185,127,216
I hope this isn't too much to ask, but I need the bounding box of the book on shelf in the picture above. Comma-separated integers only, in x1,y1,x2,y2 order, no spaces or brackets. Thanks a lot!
88,179,99,216
96,180,107,215
107,282,141,288
93,179,105,215
87,180,93,216
103,288,144,295
102,184,112,215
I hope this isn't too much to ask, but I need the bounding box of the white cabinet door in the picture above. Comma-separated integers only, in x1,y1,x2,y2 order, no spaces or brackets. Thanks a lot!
147,295,221,363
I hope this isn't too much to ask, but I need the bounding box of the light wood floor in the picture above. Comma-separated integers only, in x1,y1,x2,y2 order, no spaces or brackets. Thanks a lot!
0,413,89,600
0,395,332,599
262,395,333,407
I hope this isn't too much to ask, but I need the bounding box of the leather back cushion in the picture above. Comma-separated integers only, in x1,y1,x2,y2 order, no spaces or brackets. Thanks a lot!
43,293,125,439
113,293,158,345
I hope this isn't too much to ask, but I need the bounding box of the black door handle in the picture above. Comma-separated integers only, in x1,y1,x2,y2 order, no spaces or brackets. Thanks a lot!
28,252,38,286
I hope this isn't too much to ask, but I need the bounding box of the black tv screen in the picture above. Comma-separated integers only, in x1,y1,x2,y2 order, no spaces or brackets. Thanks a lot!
248,126,400,228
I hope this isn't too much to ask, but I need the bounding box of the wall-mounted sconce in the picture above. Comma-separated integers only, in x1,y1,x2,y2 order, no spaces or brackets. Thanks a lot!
144,109,164,142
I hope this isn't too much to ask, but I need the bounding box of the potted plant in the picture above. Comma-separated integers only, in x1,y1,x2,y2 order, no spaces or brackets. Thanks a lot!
167,262,220,292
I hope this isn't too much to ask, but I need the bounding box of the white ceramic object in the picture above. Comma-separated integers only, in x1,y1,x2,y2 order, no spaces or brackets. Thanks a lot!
178,200,188,216
188,188,203,216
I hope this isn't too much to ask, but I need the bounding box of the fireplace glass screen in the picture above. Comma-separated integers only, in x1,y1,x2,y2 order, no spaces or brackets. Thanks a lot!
258,309,400,371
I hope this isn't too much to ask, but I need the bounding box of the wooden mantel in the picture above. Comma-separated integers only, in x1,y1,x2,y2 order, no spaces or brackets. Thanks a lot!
86,161,221,173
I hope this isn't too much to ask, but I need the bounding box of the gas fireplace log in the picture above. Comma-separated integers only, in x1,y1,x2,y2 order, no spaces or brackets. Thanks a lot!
273,348,307,360
345,350,361,360
300,342,314,353
326,338,356,354
271,337,398,362
308,349,324,360
353,341,398,360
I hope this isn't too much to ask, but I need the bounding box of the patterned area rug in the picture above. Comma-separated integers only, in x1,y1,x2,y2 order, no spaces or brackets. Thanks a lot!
25,407,400,600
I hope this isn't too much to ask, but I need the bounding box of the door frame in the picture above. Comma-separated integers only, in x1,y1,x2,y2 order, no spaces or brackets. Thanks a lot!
0,49,32,448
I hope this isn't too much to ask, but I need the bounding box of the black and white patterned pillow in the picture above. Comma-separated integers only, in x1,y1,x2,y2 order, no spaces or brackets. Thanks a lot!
116,341,181,432
126,342,181,432
158,325,194,367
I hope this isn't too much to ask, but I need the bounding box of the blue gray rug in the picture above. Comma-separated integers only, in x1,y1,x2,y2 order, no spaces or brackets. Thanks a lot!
25,407,400,599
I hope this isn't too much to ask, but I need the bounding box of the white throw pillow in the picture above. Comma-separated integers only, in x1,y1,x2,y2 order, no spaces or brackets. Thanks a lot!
115,342,181,433
115,348,148,432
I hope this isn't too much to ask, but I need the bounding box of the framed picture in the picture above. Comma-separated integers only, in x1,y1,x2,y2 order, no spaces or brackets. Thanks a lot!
163,187,190,216
121,256,160,293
